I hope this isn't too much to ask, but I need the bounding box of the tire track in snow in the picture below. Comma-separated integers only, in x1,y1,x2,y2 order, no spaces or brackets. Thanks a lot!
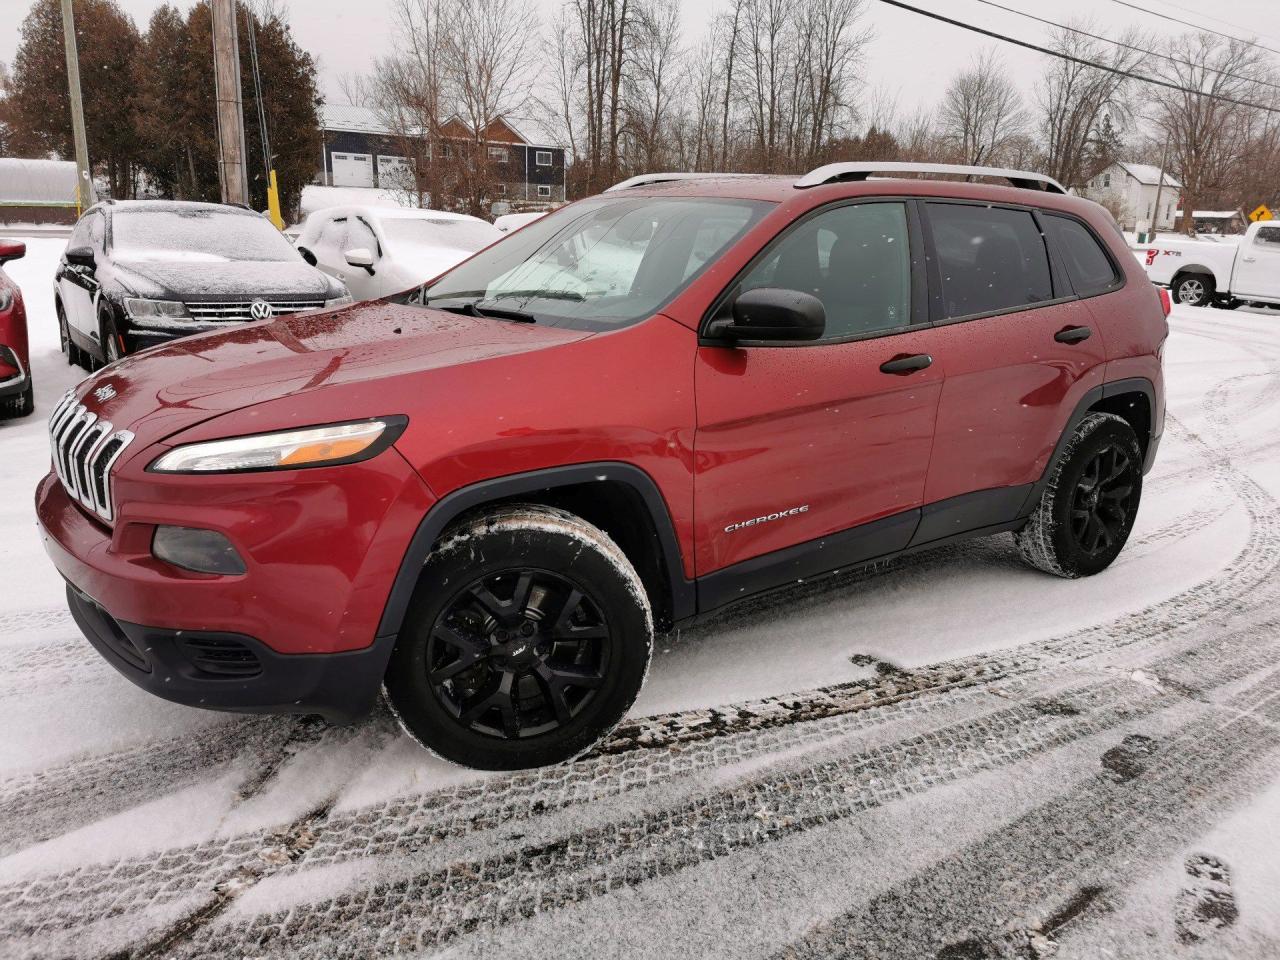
157,622,1280,958
775,676,1280,960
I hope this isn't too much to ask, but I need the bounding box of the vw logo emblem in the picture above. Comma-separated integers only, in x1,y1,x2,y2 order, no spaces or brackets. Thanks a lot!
249,299,274,321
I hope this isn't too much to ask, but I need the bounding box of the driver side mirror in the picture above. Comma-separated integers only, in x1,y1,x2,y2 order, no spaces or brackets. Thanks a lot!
344,247,376,275
65,244,96,270
706,287,825,343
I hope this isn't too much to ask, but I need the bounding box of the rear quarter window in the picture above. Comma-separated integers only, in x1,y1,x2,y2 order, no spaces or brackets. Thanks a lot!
1043,215,1121,297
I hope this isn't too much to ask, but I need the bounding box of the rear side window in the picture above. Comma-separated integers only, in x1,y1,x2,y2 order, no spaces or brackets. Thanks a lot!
1256,226,1280,247
926,203,1053,319
1044,215,1120,296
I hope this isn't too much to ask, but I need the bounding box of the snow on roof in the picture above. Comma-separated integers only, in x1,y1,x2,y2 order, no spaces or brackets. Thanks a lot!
0,158,79,205
306,203,485,224
321,103,392,135
1175,210,1243,219
1117,162,1181,188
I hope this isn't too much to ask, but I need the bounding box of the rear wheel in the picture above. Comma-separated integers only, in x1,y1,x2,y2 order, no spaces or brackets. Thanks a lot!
56,302,81,368
1173,273,1214,307
383,505,653,770
1015,413,1143,578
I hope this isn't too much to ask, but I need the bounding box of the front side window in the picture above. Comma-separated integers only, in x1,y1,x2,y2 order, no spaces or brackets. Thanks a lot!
69,213,94,249
1044,215,1120,297
736,201,913,340
927,203,1053,319
417,196,771,331
112,208,298,262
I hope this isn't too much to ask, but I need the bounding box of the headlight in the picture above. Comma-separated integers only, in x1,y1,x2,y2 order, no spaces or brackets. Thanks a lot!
124,298,190,321
324,294,354,309
149,417,407,473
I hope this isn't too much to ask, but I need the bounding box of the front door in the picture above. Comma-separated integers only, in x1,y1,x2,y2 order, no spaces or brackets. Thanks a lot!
1234,225,1280,301
693,200,941,584
58,210,103,342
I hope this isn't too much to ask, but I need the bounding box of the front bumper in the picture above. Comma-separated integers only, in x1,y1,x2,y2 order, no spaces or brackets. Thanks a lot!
65,583,386,722
0,345,28,398
36,445,435,720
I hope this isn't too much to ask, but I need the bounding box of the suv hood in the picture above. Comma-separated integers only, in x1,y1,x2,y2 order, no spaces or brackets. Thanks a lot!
113,258,336,300
74,301,593,451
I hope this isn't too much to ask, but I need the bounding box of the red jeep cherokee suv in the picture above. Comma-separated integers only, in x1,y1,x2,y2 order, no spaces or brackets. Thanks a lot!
36,164,1167,769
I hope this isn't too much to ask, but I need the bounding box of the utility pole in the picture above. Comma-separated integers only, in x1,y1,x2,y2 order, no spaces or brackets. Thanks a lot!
211,0,249,206
1150,135,1171,243
60,0,95,213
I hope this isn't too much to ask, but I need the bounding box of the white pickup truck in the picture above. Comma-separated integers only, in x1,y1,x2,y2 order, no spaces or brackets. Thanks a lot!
1138,221,1280,309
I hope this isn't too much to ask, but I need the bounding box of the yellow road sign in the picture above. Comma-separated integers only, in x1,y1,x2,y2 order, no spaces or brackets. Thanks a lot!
1250,204,1273,222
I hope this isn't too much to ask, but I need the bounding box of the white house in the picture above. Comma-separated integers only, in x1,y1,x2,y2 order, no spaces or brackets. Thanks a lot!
1082,161,1181,233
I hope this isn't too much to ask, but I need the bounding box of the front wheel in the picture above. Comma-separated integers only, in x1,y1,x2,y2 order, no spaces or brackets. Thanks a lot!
1173,274,1214,308
383,505,654,770
1015,413,1143,578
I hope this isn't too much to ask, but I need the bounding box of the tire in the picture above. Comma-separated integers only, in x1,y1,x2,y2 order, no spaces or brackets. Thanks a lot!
1173,273,1214,307
56,302,85,369
100,306,123,366
0,383,34,419
383,505,654,770
1015,412,1143,579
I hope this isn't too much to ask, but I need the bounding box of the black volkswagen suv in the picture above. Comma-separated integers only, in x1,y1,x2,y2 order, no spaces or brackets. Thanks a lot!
55,200,351,369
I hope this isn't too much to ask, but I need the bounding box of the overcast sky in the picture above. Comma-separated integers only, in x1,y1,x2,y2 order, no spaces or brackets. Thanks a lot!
4,0,1278,140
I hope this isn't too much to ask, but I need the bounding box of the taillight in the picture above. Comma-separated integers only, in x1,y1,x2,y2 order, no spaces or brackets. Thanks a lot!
1158,286,1172,318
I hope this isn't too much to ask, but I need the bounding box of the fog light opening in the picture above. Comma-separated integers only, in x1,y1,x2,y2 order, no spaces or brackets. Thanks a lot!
152,526,246,576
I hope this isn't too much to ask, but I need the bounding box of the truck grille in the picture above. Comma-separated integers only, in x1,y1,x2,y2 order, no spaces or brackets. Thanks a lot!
48,391,134,523
183,299,326,321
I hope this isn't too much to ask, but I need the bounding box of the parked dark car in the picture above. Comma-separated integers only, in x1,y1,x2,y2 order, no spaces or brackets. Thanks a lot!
54,200,351,370
0,239,32,418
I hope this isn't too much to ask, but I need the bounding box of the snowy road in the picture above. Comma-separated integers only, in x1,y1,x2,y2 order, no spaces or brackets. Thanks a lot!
3,236,1280,958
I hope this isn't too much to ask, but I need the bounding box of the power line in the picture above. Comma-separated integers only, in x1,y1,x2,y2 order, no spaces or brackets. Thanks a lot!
1139,0,1280,48
1109,0,1280,58
874,0,1280,115
967,0,1280,92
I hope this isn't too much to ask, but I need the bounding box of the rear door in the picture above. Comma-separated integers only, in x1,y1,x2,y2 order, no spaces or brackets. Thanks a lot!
693,200,942,581
1233,225,1280,300
918,202,1108,527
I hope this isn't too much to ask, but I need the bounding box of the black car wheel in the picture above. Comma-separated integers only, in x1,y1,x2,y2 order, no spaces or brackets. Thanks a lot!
56,302,79,367
1016,413,1143,578
100,306,123,366
384,505,653,770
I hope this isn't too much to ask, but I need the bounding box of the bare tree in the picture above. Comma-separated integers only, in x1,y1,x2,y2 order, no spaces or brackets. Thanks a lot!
793,0,872,166
1035,22,1145,189
624,0,683,171
1147,32,1276,232
938,49,1027,166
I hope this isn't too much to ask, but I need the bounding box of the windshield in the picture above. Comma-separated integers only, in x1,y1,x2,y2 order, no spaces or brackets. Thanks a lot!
382,217,499,253
112,208,299,263
414,196,772,330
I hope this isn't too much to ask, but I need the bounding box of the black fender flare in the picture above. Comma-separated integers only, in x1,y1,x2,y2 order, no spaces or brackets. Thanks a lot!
1018,377,1158,518
373,462,695,646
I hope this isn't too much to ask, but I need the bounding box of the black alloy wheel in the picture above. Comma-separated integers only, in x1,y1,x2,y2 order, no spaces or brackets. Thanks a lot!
383,505,653,770
427,568,610,740
1069,443,1138,557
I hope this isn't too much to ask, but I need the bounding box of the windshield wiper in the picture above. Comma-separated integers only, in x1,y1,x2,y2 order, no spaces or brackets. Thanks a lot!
436,299,536,323
484,289,586,302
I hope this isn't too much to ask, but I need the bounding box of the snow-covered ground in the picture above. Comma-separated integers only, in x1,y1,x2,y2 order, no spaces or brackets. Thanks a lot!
3,235,1280,957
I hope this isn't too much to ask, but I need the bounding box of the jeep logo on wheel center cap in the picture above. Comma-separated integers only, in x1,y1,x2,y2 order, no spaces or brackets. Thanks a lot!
249,299,273,321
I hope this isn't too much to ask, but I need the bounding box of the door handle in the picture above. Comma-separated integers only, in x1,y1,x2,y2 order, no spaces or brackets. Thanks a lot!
1242,257,1257,263
1054,325,1092,344
879,353,933,375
